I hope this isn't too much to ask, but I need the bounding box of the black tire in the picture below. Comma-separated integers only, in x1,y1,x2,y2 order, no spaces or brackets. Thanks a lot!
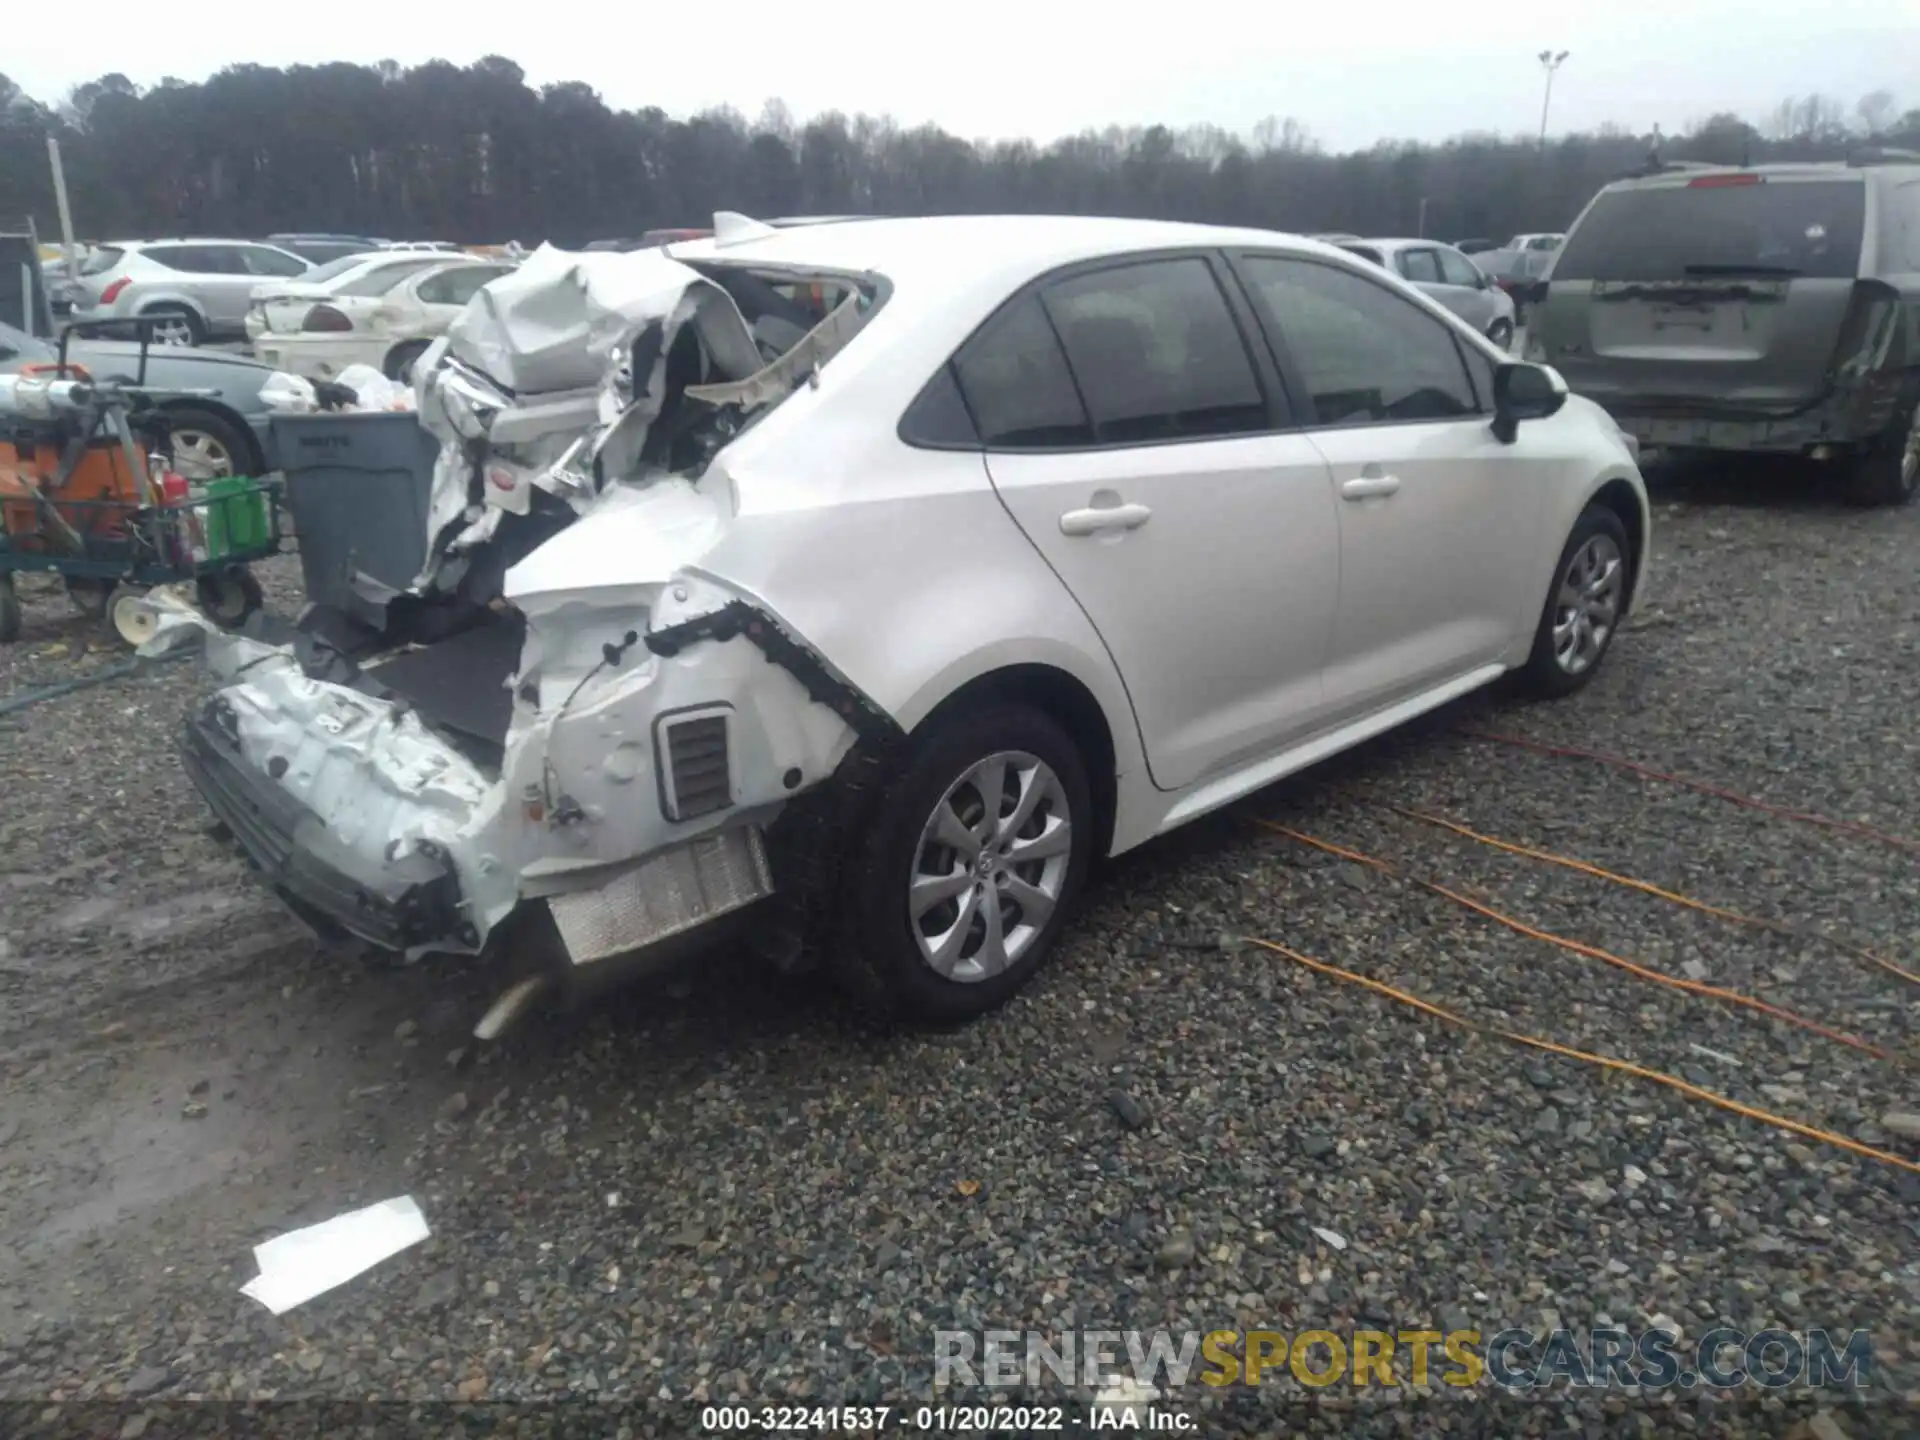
0,574,20,644
1488,318,1514,350
828,703,1093,1024
1516,504,1632,700
1842,404,1919,508
140,303,204,348
196,567,263,629
384,340,431,383
160,405,257,479
64,576,112,619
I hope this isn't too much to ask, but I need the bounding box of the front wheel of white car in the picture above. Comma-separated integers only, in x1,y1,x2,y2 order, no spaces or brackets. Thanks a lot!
833,703,1092,1023
1517,504,1631,699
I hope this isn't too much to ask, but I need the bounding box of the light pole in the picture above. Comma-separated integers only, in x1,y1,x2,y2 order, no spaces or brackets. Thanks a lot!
1537,49,1569,148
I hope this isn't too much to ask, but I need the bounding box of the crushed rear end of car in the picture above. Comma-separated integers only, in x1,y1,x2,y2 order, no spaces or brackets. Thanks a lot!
153,237,895,1026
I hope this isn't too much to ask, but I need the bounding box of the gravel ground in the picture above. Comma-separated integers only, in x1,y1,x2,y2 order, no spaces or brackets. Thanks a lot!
0,463,1916,1438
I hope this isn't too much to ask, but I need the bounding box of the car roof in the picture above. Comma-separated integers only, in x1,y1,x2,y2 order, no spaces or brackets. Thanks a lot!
1605,161,1894,190
666,213,1358,293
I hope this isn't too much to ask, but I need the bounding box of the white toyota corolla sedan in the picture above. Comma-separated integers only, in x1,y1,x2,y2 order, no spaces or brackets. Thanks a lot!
165,214,1649,1034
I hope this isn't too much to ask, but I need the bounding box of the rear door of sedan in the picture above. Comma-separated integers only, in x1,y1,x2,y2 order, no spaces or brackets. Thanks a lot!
1228,250,1553,719
966,250,1344,794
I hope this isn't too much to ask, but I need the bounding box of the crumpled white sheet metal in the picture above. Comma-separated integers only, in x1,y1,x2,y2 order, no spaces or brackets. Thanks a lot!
409,245,760,593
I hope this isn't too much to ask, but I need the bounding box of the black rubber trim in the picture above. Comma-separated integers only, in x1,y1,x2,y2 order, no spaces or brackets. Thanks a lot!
181,701,469,952
644,600,905,744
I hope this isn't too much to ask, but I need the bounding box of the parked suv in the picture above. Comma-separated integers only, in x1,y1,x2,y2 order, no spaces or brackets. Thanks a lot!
66,239,314,345
1527,153,1920,505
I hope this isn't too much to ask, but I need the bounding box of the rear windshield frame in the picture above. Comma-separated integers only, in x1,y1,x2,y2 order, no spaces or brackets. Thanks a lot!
1553,176,1866,283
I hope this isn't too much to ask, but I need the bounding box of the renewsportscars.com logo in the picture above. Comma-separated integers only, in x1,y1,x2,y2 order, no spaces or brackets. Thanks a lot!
934,1325,1876,1392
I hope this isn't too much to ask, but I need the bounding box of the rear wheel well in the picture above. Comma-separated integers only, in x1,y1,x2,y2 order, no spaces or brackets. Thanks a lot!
915,665,1118,858
156,399,265,476
1588,478,1644,608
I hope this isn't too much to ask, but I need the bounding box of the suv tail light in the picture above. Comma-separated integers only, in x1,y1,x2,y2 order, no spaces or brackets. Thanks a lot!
99,277,131,304
302,304,353,333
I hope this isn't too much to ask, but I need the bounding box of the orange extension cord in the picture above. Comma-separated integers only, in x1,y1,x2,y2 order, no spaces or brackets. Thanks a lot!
1252,820,1892,1062
1456,727,1920,857
1244,936,1920,1177
1382,801,1920,989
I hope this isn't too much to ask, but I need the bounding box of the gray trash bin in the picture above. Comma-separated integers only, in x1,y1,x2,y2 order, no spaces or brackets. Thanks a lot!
271,411,444,632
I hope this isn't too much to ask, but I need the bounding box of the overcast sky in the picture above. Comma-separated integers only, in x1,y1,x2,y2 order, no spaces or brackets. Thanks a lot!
8,0,1915,152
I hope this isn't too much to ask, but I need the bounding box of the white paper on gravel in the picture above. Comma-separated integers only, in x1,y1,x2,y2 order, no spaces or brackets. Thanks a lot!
239,1195,430,1314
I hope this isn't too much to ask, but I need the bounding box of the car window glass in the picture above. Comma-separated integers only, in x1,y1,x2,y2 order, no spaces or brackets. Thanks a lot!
1241,255,1479,426
1894,182,1920,270
1437,248,1483,287
1554,180,1865,282
241,246,308,277
1398,249,1443,284
79,247,123,277
335,258,445,298
951,293,1092,448
1340,245,1385,267
141,245,202,273
1039,257,1267,444
416,265,507,306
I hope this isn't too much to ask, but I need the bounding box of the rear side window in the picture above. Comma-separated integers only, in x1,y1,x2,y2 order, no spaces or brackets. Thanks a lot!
1554,178,1866,282
1240,255,1480,426
1341,245,1385,267
416,265,508,306
1398,249,1443,284
952,294,1093,448
1040,257,1268,444
335,258,445,297
242,246,310,277
1437,248,1483,287
79,247,123,276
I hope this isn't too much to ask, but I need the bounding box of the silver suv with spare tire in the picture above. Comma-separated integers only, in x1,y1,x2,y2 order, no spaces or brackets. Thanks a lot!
1525,150,1920,505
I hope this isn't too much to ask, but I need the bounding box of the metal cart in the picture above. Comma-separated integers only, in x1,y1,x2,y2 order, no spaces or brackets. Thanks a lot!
0,317,283,646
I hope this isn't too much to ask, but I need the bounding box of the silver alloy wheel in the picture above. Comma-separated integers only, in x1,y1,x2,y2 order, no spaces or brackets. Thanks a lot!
909,749,1074,983
149,313,195,346
169,427,234,480
1551,532,1624,675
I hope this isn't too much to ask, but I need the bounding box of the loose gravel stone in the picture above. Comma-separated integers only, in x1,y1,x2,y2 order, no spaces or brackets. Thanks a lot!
0,487,1915,1434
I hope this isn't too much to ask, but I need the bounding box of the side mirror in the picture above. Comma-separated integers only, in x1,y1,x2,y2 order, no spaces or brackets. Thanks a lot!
1490,361,1567,443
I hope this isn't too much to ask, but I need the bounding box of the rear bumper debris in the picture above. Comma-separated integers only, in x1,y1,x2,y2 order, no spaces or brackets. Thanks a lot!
183,698,469,951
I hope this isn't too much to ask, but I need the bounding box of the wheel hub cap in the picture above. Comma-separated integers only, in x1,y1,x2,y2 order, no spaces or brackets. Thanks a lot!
909,750,1074,983
1552,533,1624,676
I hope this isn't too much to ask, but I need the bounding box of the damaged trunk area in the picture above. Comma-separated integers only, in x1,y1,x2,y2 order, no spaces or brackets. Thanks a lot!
175,238,891,988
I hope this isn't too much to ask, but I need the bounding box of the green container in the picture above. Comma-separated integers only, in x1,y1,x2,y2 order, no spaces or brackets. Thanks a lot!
200,477,269,560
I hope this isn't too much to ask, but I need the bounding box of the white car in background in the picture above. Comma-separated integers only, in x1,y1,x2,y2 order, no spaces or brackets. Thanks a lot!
167,216,1650,1035
249,257,518,381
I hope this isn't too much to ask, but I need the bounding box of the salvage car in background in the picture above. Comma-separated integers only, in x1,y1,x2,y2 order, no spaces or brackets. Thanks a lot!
0,318,276,477
1339,237,1518,348
160,216,1647,1036
250,257,518,381
1526,153,1920,505
66,239,314,345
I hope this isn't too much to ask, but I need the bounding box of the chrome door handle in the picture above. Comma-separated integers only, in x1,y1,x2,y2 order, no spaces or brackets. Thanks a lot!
1059,502,1153,536
1340,475,1401,500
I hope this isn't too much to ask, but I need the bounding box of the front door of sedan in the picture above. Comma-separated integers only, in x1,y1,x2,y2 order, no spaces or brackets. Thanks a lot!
1230,251,1552,720
959,253,1343,794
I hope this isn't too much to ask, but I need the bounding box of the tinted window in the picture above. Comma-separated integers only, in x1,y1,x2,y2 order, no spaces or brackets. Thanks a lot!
140,245,201,273
242,246,308,277
1437,248,1483,287
79,246,123,277
1554,178,1865,282
1398,249,1443,284
1340,245,1386,268
1241,255,1480,426
416,265,508,306
952,294,1092,448
1040,258,1267,443
900,365,981,447
335,258,446,297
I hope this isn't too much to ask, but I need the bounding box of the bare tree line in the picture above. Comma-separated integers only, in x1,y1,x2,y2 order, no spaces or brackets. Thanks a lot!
2,60,1913,245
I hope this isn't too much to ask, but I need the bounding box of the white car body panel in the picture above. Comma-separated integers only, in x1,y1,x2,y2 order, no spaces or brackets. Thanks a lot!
152,215,1648,982
250,262,514,380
